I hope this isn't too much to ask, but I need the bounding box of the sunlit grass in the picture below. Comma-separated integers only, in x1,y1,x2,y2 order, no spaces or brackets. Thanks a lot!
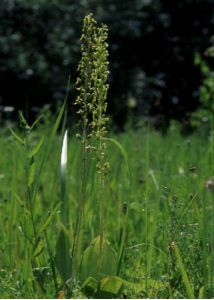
0,120,213,298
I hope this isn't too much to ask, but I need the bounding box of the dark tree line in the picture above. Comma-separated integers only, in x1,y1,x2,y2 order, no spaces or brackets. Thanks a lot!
0,0,213,129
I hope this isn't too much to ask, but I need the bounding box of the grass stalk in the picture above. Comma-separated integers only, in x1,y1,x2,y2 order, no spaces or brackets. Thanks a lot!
144,123,150,292
174,243,195,298
71,117,88,278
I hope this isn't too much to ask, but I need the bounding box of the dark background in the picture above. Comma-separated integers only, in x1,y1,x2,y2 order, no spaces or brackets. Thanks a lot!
0,0,214,129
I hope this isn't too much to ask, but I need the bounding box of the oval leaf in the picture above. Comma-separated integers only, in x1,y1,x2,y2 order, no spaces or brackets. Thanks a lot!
55,226,72,282
81,277,98,298
79,235,117,282
98,276,123,298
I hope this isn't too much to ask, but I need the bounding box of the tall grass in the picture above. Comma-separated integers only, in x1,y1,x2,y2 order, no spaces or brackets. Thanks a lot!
0,119,214,298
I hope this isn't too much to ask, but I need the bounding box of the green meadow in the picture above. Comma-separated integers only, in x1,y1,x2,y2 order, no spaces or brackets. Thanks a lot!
0,118,213,298
0,14,214,299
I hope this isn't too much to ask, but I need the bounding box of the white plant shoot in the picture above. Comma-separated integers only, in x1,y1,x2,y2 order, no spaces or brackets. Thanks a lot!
61,129,68,173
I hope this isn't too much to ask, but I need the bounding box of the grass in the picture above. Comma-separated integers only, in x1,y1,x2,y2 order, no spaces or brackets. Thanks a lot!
0,118,214,298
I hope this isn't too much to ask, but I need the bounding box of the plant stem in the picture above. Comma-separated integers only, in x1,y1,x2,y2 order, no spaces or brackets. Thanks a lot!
72,116,88,278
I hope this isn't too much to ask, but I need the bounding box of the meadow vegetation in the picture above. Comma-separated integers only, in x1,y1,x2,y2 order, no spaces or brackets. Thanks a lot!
0,14,214,299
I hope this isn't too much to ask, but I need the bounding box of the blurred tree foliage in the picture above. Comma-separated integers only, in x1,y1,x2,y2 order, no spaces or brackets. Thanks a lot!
0,0,213,128
190,37,214,133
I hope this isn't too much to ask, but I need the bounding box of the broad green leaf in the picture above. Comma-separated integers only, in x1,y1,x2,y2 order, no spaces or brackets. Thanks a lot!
55,225,72,282
81,276,123,299
81,277,98,298
124,278,168,297
79,235,117,282
98,276,123,298
28,136,44,159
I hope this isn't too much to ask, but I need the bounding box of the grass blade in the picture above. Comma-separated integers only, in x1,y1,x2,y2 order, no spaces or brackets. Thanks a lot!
174,243,195,298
